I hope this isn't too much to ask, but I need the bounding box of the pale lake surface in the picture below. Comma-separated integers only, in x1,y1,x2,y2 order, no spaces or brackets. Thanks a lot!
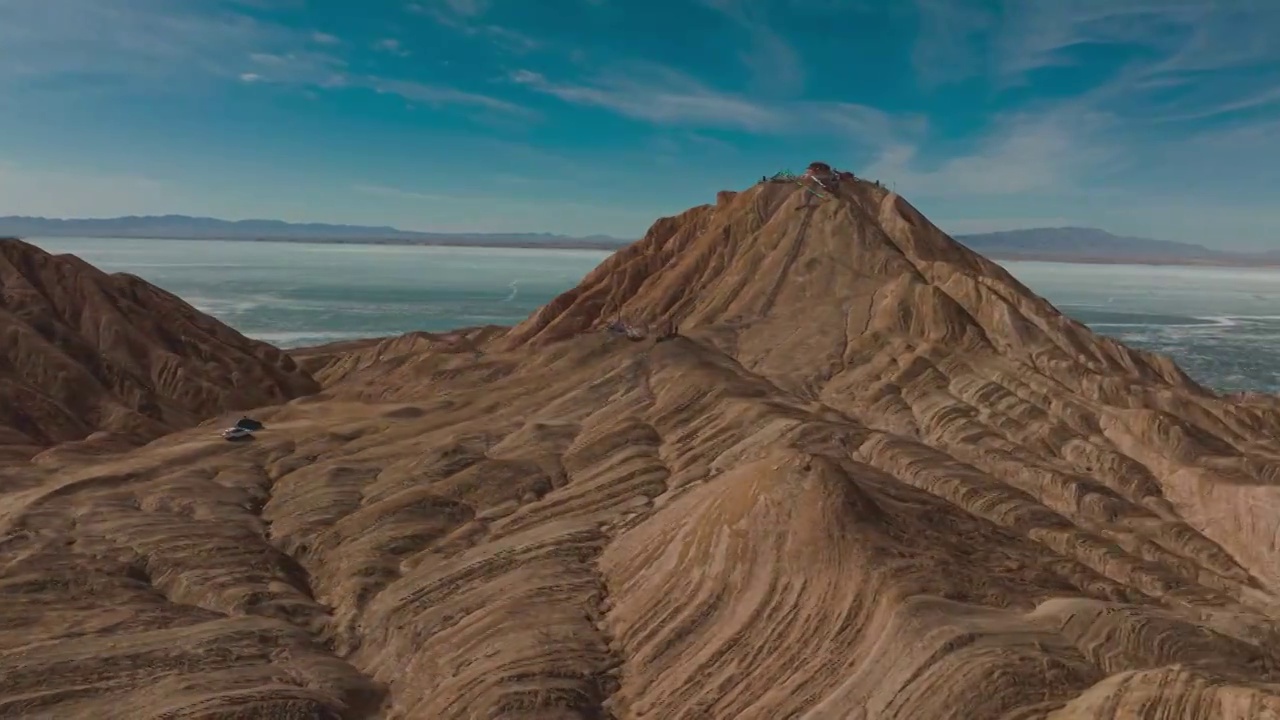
26,237,1280,394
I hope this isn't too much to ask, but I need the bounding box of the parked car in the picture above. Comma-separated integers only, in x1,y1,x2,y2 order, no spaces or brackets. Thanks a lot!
221,427,254,441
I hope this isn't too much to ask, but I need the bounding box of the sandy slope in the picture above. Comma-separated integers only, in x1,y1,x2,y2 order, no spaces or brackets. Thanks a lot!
3,170,1280,719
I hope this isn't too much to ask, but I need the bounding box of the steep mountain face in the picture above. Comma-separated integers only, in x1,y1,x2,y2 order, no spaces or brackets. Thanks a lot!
0,238,318,451
505,175,1204,401
4,172,1280,720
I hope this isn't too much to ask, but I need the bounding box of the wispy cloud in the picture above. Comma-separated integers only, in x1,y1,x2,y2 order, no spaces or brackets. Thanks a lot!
697,0,805,96
508,62,926,151
0,0,324,88
0,0,286,87
242,50,348,86
408,0,540,53
367,78,531,115
863,88,1280,246
659,131,739,154
1151,85,1280,124
807,102,928,148
912,0,1280,125
894,0,1280,229
645,131,740,166
509,66,782,131
992,3,1196,81
440,0,489,17
234,52,530,115
375,38,411,57
863,110,1117,197
910,0,994,87
482,25,541,53
0,0,527,116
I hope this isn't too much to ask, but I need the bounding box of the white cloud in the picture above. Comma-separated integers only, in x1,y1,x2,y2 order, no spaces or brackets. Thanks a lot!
863,110,1119,197
644,131,742,166
891,0,1280,244
911,0,1280,125
510,67,784,131
0,0,291,87
481,25,540,53
232,51,525,114
992,3,1196,80
237,50,348,87
375,38,411,56
668,131,738,154
697,0,805,96
442,0,489,17
369,78,531,115
910,0,994,87
804,102,928,148
508,64,928,154
871,104,1280,247
409,2,541,54
1153,86,1280,124
408,0,485,21
0,0,522,116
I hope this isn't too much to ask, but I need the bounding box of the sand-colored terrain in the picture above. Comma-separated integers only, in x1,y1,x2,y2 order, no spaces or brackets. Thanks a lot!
0,239,317,456
3,169,1280,719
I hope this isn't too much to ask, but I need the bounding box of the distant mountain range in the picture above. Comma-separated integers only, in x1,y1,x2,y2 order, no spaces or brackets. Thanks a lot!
0,215,630,250
0,216,1273,266
954,227,1275,266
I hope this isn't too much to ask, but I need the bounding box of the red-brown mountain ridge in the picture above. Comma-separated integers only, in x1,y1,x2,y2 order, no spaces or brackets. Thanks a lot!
2,166,1280,719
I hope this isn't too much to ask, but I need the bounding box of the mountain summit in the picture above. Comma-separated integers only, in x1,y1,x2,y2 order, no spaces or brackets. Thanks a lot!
507,163,1197,398
3,169,1280,719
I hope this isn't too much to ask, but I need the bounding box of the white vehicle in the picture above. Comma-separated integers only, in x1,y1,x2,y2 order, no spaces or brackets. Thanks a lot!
221,427,253,441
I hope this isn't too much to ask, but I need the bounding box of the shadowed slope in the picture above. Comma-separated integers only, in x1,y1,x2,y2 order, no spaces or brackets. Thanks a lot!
3,171,1280,719
0,238,318,451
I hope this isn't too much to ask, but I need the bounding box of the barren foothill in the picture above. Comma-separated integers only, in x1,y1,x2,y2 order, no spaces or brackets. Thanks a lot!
0,238,316,455
2,166,1280,719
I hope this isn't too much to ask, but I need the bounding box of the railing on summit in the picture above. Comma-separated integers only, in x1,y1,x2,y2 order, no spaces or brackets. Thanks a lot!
765,168,833,200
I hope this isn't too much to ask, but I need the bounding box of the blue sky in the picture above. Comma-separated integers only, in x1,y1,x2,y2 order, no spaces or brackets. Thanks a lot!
1,0,1278,248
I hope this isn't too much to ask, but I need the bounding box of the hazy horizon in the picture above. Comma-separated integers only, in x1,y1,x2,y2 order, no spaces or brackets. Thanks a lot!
0,214,1257,255
0,213,631,241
